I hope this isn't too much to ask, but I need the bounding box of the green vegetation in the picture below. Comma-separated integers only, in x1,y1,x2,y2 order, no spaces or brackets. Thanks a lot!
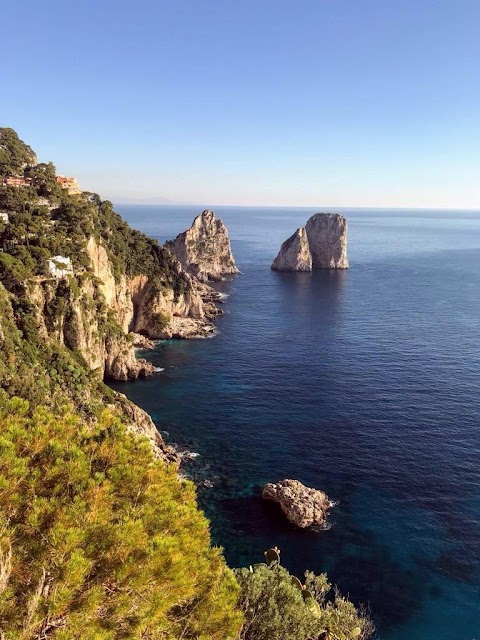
0,127,190,300
149,310,172,334
0,128,36,178
0,397,242,639
235,551,373,640
25,161,62,198
0,280,107,414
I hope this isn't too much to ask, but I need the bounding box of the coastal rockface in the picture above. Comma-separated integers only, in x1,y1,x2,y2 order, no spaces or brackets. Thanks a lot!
23,236,221,384
0,128,232,465
86,236,221,343
272,212,348,271
166,209,239,282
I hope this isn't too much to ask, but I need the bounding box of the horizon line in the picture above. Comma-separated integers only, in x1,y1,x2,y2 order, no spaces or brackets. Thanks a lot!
112,201,480,212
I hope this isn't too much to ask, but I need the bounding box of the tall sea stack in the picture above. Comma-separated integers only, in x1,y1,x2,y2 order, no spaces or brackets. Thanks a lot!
166,210,239,282
272,212,348,271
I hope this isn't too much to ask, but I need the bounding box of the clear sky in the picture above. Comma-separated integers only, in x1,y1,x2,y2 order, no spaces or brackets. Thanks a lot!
2,0,480,208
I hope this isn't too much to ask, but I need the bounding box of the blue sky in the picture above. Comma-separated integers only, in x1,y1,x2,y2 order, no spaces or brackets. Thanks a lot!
2,0,480,207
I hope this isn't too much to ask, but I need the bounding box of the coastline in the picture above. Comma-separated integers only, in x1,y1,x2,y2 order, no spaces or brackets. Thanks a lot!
125,280,230,467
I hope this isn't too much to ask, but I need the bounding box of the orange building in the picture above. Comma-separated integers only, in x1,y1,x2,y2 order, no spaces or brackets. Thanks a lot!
56,175,81,195
3,176,31,187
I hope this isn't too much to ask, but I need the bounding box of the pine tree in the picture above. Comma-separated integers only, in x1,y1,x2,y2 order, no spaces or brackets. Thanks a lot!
0,398,242,639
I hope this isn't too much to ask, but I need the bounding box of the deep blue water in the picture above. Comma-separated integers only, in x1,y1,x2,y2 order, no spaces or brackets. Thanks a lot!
112,205,480,640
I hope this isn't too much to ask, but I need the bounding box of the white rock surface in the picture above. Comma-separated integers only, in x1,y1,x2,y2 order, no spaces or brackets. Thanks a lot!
305,213,348,269
262,479,332,528
166,210,239,282
271,226,312,272
272,213,348,271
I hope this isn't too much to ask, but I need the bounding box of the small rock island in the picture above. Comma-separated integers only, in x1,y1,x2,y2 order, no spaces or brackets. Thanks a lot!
166,209,239,282
262,479,333,529
272,212,348,271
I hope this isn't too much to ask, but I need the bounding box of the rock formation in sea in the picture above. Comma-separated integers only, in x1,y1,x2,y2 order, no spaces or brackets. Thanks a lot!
262,479,332,528
166,209,239,282
272,212,348,272
271,226,312,272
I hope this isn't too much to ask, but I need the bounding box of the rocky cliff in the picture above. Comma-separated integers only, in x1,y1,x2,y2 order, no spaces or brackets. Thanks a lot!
26,274,155,381
87,236,219,342
271,226,312,272
1,235,218,463
0,131,230,465
272,213,348,272
22,235,222,384
114,394,178,463
166,210,239,282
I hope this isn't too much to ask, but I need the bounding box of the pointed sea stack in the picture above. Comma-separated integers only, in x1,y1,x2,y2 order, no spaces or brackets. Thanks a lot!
166,210,239,282
272,212,348,271
271,226,312,272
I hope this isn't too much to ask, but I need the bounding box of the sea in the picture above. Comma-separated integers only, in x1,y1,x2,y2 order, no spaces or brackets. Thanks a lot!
111,205,480,640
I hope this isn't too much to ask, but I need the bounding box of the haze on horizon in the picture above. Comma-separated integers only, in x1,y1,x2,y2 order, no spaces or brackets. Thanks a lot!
2,0,480,209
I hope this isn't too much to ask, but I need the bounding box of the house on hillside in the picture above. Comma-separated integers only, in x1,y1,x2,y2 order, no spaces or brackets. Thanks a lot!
0,212,9,224
56,175,81,195
47,255,73,278
3,176,31,187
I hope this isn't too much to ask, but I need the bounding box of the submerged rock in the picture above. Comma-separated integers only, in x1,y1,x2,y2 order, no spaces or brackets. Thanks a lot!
272,212,348,272
166,210,239,282
262,479,332,528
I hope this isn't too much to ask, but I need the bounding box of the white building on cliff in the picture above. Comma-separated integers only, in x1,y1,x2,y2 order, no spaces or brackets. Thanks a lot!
47,255,73,278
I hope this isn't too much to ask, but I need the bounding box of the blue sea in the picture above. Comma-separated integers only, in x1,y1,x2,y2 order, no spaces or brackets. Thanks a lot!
112,205,480,640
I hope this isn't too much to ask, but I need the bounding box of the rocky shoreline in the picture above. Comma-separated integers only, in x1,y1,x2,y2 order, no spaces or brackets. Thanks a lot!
114,210,239,463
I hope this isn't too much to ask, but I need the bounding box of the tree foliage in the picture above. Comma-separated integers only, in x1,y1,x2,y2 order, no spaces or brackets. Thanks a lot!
25,162,61,197
0,128,36,178
0,398,242,639
235,557,373,640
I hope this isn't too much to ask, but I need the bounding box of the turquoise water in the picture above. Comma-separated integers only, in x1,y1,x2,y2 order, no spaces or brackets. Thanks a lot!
112,205,480,640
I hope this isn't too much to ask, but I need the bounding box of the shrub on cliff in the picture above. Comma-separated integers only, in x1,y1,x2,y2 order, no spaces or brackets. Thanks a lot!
149,310,171,334
235,558,373,640
0,398,243,639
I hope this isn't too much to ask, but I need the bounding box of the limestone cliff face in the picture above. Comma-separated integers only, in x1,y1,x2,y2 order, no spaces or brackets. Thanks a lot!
86,237,218,341
26,277,154,381
272,213,348,272
5,276,177,463
13,227,228,463
24,236,221,383
305,213,348,269
165,210,239,282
